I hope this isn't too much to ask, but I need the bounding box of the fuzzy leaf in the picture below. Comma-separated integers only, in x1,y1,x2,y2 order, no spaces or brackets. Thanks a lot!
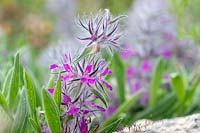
0,92,7,109
47,75,55,88
29,118,42,133
170,73,186,103
2,68,13,98
53,73,61,109
42,89,61,133
149,57,165,108
8,52,20,109
24,71,36,115
185,74,200,104
11,89,28,132
112,52,125,104
74,46,93,63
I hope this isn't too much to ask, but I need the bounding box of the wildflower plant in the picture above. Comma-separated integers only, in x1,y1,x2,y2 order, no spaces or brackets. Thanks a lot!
40,9,123,133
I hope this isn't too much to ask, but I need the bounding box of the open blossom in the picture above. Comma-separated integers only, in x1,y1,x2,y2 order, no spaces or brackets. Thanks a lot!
46,54,113,132
50,54,113,91
77,9,125,50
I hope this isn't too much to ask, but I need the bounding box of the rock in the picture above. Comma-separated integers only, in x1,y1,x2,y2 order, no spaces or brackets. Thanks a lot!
115,113,200,133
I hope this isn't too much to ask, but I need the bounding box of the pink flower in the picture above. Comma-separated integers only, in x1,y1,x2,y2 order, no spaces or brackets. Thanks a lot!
120,45,135,59
160,46,172,59
126,65,135,80
132,81,141,92
140,59,152,72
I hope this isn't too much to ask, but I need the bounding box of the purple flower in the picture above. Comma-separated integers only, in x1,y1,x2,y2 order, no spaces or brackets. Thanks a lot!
163,73,169,80
132,81,141,92
164,32,175,41
50,55,113,91
140,59,152,72
160,46,172,59
80,64,96,84
141,91,149,104
120,45,135,59
126,65,135,80
77,9,125,49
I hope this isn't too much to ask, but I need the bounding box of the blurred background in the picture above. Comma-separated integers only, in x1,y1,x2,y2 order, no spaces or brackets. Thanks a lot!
1,0,200,131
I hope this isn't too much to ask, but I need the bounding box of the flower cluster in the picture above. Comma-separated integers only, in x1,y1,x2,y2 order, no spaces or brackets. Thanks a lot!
46,54,112,132
39,9,123,132
77,9,125,50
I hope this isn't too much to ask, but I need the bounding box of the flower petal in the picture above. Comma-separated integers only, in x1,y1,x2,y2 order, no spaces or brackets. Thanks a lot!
80,76,88,83
85,64,92,74
101,67,112,76
49,64,58,70
87,78,96,84
79,117,88,133
61,73,74,81
47,88,54,94
63,94,71,104
102,80,113,91
63,63,71,72
67,105,80,115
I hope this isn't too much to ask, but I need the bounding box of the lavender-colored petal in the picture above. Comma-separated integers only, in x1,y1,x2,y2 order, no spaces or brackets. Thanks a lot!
47,88,54,94
63,63,71,72
63,94,71,104
87,78,96,84
160,46,172,59
49,64,58,69
79,117,88,133
80,76,88,83
61,73,74,81
83,109,90,115
132,81,141,92
126,65,135,80
102,80,113,91
85,64,92,74
67,104,80,115
140,59,152,72
101,67,112,77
